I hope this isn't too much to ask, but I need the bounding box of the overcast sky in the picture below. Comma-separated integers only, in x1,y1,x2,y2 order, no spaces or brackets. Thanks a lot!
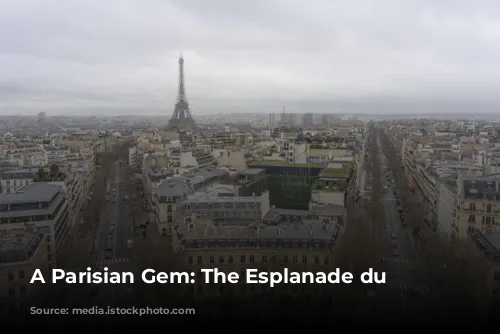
1,0,500,115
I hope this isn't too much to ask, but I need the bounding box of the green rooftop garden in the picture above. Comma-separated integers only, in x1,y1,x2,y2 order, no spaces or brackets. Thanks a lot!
319,164,352,178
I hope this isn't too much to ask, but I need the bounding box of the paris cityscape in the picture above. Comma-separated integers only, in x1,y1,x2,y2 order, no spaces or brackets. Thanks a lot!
2,0,500,327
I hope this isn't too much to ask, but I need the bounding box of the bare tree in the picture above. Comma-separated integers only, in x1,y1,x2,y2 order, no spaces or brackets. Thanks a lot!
334,130,387,319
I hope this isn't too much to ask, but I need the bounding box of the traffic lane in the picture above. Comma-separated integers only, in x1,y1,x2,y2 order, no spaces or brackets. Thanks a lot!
114,196,131,257
382,190,413,259
115,168,133,257
110,165,120,254
387,203,413,259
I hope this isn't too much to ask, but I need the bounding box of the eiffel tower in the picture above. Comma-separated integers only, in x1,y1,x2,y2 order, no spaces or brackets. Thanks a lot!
166,55,196,131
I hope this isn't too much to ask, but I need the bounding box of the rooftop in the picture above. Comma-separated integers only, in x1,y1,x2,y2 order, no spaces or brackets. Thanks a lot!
319,163,352,178
156,168,228,197
239,168,265,176
177,204,345,243
0,231,45,263
461,175,500,200
0,183,62,205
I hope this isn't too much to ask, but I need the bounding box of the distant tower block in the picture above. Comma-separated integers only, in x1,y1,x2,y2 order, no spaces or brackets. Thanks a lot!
166,55,197,131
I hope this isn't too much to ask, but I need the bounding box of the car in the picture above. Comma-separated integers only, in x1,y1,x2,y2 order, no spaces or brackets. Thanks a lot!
390,232,397,239
79,218,84,224
112,199,116,203
392,249,399,257
397,206,403,213
391,240,398,248
105,243,113,251
402,221,407,227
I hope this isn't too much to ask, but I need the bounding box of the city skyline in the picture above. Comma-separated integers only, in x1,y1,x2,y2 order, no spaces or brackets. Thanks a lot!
2,0,500,115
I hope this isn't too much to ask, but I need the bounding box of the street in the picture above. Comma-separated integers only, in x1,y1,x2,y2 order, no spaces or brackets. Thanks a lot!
375,132,429,294
92,160,138,304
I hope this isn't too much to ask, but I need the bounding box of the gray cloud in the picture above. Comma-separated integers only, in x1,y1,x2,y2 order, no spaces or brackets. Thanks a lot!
1,0,500,115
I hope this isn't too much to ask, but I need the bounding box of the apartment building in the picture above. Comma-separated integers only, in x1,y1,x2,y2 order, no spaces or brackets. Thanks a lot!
282,142,307,164
278,127,301,141
128,146,137,167
467,228,500,301
41,144,72,165
180,185,270,222
0,183,70,265
212,148,247,171
234,133,253,147
153,169,229,235
45,169,87,228
310,163,352,208
173,204,345,299
454,174,500,239
200,131,236,149
170,147,215,169
472,146,500,174
0,166,38,194
0,229,49,316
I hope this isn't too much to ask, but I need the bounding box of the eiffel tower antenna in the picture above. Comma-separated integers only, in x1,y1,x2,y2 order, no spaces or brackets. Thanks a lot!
166,55,196,131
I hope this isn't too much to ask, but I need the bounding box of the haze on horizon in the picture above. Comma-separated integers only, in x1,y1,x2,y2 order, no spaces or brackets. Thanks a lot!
2,0,500,116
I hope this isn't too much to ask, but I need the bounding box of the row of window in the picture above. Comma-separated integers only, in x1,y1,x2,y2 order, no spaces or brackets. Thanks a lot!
7,270,26,281
187,254,330,265
7,286,27,298
467,215,499,225
468,202,498,213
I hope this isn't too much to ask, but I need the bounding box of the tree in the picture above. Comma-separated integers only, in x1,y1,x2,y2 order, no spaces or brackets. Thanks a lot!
49,164,59,176
37,167,45,180
334,132,386,319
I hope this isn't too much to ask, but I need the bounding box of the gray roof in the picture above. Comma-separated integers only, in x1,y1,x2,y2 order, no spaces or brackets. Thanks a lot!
0,183,62,205
0,231,44,263
239,168,265,175
263,205,346,222
179,220,339,241
156,168,228,198
461,176,500,199
177,204,345,243
156,181,191,198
